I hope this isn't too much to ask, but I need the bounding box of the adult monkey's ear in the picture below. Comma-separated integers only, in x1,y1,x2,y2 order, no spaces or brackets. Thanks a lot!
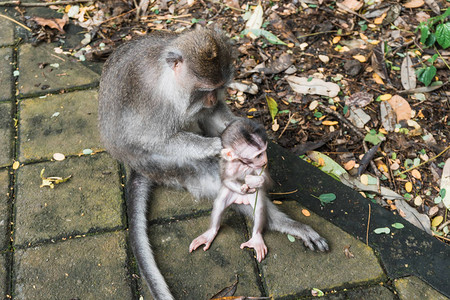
221,148,236,161
166,50,183,70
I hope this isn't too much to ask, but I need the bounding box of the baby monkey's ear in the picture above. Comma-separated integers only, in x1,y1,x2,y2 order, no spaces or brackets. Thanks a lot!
221,148,236,161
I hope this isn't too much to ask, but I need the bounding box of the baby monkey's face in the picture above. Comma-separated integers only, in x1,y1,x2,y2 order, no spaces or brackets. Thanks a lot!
234,142,268,169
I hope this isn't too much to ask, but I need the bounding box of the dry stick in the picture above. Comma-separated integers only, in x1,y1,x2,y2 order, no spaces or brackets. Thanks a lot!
100,8,137,25
318,104,382,178
336,2,371,23
278,112,296,139
0,0,90,6
0,13,31,31
269,189,298,195
366,203,371,246
397,144,450,176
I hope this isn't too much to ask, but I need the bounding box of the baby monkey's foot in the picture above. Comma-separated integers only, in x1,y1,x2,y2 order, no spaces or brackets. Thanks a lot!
189,229,217,252
240,234,267,262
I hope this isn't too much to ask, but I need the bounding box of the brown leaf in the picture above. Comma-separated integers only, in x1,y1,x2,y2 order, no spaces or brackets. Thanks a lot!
388,95,412,122
340,0,364,11
210,278,238,299
424,0,440,14
345,92,374,108
30,16,67,33
269,12,300,45
404,0,424,8
344,245,355,258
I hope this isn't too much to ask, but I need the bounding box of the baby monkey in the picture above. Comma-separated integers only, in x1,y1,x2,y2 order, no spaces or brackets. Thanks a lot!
189,119,269,262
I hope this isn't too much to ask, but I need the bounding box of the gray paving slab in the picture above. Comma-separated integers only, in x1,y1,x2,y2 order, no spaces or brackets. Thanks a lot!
18,89,101,162
17,43,99,97
257,201,385,298
14,154,123,246
0,253,7,299
148,186,213,221
14,231,133,300
0,101,13,167
139,213,262,299
0,170,10,250
0,18,14,46
395,276,449,300
0,47,13,101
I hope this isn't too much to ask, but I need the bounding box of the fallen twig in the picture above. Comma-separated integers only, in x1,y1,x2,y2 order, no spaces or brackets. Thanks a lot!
397,144,450,176
366,203,371,246
269,189,298,195
0,0,90,6
278,112,296,139
0,13,31,31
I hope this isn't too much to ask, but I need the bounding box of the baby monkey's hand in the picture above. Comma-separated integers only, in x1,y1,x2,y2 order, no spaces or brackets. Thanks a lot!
240,183,256,194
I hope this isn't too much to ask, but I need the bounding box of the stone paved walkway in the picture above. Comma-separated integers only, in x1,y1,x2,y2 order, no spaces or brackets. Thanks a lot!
0,7,449,300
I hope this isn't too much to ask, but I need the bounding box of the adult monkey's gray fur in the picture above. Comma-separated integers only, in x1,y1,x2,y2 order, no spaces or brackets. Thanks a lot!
98,27,328,300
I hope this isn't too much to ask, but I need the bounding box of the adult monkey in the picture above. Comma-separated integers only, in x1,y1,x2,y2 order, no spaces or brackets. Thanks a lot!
98,27,328,300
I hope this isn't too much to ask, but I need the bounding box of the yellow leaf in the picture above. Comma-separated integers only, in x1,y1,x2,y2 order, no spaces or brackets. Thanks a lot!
332,36,341,44
12,161,20,170
248,108,257,113
343,160,356,170
374,12,387,25
379,94,392,101
368,40,381,45
372,73,384,84
411,169,421,180
405,182,413,193
432,215,443,227
318,157,325,167
359,33,368,40
322,120,338,126
302,209,311,217
352,54,367,62
379,128,388,134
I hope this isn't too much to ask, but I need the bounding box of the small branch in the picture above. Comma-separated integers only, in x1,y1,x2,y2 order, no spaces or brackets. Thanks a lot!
0,13,31,31
366,203,371,246
318,104,365,139
100,7,137,25
396,144,450,176
0,0,90,6
278,112,296,139
269,189,298,195
336,2,371,23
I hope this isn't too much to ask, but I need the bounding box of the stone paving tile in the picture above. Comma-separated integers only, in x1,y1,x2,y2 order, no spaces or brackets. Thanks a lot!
0,101,13,167
0,47,13,101
18,89,101,162
148,186,212,221
395,276,449,300
140,214,261,299
14,231,132,299
0,18,14,46
0,170,10,251
0,253,7,299
15,154,123,246
257,201,385,298
17,43,99,96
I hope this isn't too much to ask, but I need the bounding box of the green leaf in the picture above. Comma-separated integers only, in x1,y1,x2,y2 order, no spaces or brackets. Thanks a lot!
416,66,436,86
374,227,391,234
319,193,336,204
424,32,436,48
260,29,287,45
440,188,446,198
420,25,430,45
314,111,323,118
392,223,405,229
436,23,450,49
265,95,278,121
287,234,296,242
364,130,384,145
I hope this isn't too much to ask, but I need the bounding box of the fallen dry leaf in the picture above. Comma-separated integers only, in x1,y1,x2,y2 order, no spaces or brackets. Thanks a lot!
372,73,384,84
411,169,421,180
31,16,67,33
405,182,413,193
344,245,355,258
340,0,364,11
302,209,311,216
404,0,425,9
388,95,412,122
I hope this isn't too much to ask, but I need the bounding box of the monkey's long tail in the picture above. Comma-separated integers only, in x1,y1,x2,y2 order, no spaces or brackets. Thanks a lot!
127,169,175,300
